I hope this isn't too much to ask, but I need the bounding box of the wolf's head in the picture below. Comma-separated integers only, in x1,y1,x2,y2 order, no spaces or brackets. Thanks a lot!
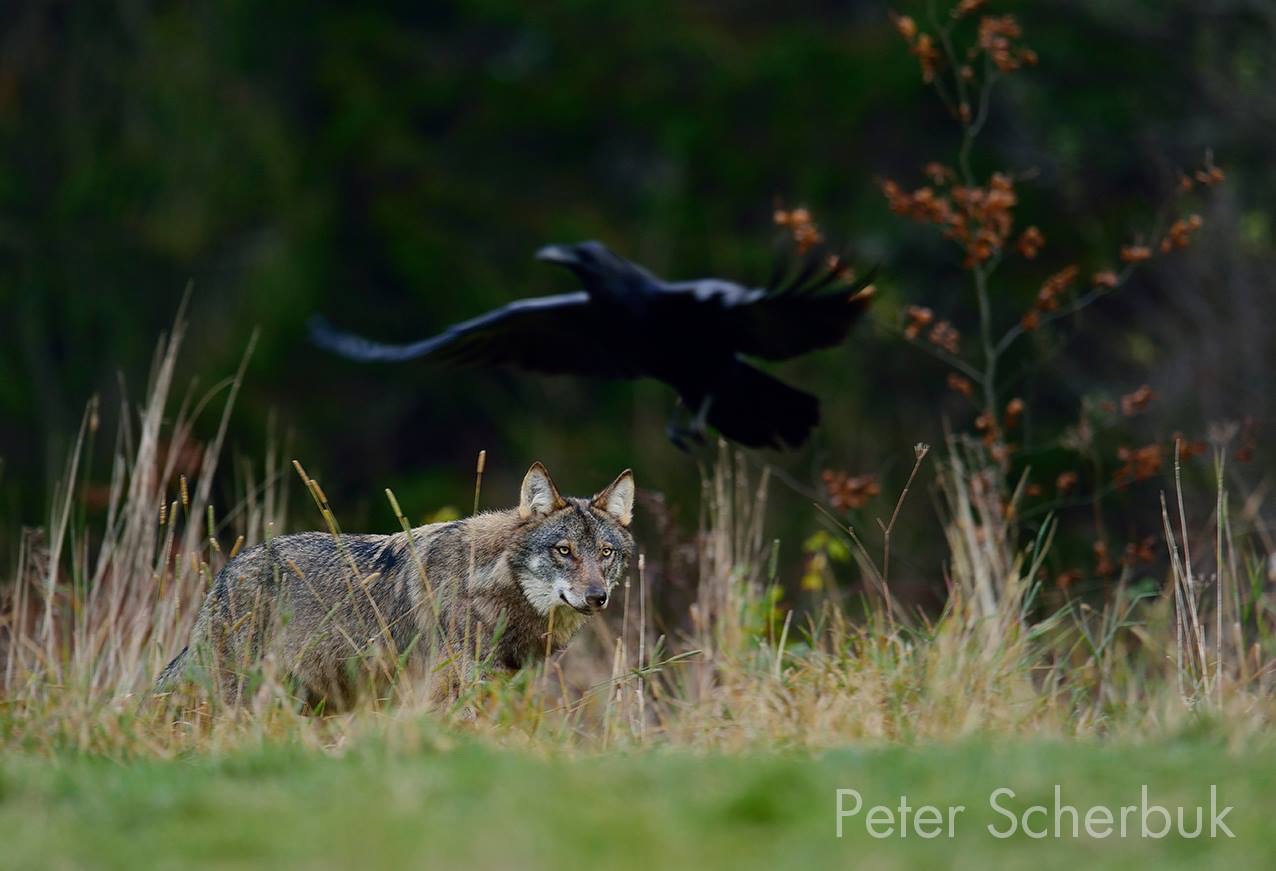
507,462,635,616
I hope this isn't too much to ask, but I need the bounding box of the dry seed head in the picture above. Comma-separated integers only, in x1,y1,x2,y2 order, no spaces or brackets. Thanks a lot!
1120,385,1155,417
1160,214,1203,253
947,373,974,398
924,162,952,185
1092,270,1119,289
827,255,857,284
821,469,882,511
1124,536,1157,566
1120,244,1152,264
977,15,1034,73
903,304,935,339
1004,397,1025,428
1037,265,1078,309
1016,226,1044,259
1113,444,1163,487
891,11,918,41
1093,540,1115,577
1194,166,1225,186
953,0,987,19
928,320,961,354
773,205,824,253
913,33,941,83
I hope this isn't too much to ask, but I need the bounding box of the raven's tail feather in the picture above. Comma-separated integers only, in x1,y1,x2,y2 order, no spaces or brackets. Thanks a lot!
707,363,820,449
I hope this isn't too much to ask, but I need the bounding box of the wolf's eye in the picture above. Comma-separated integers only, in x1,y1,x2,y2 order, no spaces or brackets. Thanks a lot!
555,544,572,557
600,546,613,559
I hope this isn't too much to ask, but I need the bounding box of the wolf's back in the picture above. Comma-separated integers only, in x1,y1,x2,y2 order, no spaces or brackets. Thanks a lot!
152,529,431,704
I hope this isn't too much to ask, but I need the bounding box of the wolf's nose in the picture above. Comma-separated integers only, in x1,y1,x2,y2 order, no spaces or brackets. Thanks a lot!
585,589,608,610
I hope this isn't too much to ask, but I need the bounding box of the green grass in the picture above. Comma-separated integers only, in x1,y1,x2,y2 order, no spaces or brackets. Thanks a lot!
6,324,1275,871
4,736,1275,869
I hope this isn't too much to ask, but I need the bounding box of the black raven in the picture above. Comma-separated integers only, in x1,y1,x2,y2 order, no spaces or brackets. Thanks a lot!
310,241,873,449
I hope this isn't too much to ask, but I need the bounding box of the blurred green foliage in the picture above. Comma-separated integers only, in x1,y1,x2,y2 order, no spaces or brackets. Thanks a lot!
2,1,1273,595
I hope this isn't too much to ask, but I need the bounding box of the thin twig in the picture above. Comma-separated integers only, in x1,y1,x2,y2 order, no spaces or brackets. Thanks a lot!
901,332,985,382
877,443,932,588
995,264,1137,356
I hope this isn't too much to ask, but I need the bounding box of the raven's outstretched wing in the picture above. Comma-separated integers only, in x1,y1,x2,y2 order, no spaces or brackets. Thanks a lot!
310,292,641,378
659,255,874,362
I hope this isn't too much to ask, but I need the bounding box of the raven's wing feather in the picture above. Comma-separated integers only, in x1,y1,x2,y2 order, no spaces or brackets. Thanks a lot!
660,256,874,361
725,278,873,360
310,292,641,378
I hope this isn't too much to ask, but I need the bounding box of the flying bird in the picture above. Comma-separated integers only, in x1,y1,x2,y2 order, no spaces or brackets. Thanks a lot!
310,241,873,449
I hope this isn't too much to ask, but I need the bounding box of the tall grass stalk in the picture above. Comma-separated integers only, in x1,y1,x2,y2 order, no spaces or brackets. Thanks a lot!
2,321,1274,757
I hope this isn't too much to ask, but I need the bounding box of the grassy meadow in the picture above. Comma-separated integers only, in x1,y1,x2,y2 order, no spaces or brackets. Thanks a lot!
4,740,1276,870
1,309,1274,868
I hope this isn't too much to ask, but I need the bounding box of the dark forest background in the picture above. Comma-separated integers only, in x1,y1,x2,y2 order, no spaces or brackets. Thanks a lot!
2,0,1273,603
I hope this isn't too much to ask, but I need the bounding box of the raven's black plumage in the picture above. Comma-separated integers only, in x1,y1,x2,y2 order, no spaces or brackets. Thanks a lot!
310,241,873,449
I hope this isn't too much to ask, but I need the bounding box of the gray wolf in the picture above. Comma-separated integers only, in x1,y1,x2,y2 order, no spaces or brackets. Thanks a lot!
154,462,634,710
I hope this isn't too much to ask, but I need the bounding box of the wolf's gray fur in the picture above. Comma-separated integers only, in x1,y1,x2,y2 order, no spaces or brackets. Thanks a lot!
155,463,634,710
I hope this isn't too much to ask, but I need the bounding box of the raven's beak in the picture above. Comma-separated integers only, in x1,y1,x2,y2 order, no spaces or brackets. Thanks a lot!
535,244,578,266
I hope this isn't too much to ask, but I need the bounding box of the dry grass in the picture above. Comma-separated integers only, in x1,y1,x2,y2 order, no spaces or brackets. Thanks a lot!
2,310,1274,760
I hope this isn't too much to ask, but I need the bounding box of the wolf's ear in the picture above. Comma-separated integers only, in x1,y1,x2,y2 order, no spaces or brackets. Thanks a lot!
520,462,566,519
592,469,634,527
